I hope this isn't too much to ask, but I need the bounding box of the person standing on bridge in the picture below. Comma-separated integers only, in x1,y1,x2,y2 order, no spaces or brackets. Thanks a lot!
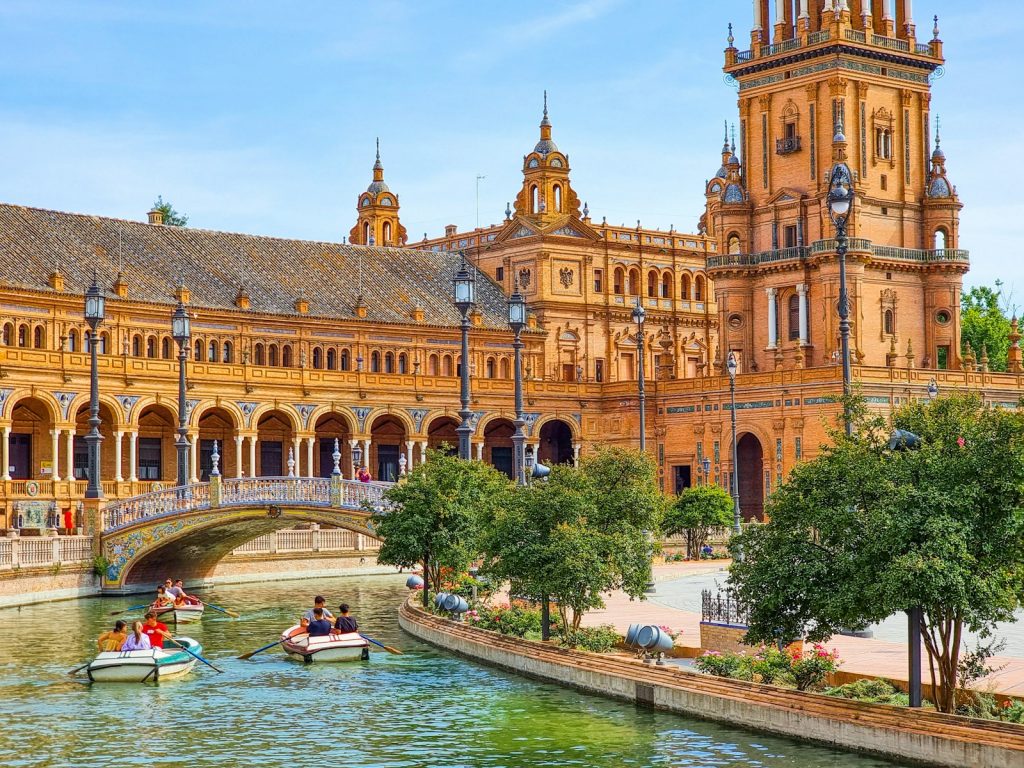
357,465,372,483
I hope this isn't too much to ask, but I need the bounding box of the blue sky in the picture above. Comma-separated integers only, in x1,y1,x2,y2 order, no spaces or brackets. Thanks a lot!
0,1,1018,299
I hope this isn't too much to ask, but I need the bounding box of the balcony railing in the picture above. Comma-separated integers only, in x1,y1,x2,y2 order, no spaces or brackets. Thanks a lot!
844,29,867,43
872,33,910,52
0,535,94,570
710,240,970,270
708,246,808,269
871,245,970,263
760,37,800,57
730,24,936,68
776,136,802,155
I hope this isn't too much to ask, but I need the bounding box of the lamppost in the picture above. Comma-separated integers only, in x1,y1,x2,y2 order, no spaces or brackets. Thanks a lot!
84,273,105,500
827,131,855,437
632,298,646,452
508,282,527,486
171,300,192,488
453,254,475,461
702,457,711,487
727,351,741,538
353,443,363,479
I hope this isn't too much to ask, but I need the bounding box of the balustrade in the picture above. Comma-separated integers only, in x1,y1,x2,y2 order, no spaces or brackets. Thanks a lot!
0,535,93,570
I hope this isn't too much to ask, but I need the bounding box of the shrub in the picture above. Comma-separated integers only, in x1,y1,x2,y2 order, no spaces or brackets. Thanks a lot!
788,644,841,691
1000,699,1024,723
558,624,620,653
751,645,791,684
824,678,911,706
466,603,541,638
694,650,750,679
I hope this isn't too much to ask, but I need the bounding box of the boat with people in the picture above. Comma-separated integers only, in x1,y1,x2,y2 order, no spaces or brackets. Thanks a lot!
86,637,203,683
280,625,370,663
152,601,205,624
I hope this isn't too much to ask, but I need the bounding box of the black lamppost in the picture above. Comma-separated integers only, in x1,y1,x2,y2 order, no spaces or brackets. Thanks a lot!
827,131,855,437
702,457,711,487
84,273,105,500
632,299,646,452
171,301,191,488
453,254,475,461
508,282,527,486
727,351,741,538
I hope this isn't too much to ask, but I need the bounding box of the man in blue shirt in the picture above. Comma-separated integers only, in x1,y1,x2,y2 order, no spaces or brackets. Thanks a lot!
307,607,333,637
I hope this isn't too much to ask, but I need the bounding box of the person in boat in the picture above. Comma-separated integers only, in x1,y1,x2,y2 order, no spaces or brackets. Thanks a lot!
154,585,175,608
287,617,311,638
173,579,201,606
120,621,151,651
332,603,358,635
302,596,334,622
307,608,333,638
141,611,172,651
97,620,128,652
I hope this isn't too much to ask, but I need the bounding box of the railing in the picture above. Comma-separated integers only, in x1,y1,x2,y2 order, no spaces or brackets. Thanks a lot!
807,29,830,44
736,49,753,62
872,33,909,52
701,588,750,626
809,237,874,254
844,28,867,43
775,136,801,154
0,535,94,570
871,245,970,263
708,246,808,269
227,527,381,556
915,42,932,55
759,37,800,56
101,476,393,531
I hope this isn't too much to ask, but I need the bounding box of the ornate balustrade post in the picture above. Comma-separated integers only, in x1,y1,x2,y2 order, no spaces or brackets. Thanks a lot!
82,497,103,557
329,438,343,507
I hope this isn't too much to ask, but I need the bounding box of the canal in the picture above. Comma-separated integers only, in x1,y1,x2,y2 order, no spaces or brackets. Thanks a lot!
0,574,907,768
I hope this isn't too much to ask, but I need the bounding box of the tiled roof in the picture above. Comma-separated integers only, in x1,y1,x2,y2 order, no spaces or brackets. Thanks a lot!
0,203,512,329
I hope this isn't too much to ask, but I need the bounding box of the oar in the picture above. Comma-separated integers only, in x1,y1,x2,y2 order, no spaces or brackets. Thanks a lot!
108,603,150,616
67,661,91,676
360,633,403,655
201,601,240,618
163,634,224,673
238,638,285,660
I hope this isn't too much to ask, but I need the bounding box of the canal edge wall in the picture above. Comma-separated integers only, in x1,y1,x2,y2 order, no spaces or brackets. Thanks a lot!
398,598,1024,768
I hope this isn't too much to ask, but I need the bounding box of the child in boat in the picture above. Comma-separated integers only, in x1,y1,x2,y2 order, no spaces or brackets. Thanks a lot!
333,604,358,635
120,621,151,651
97,620,128,651
173,579,201,605
154,586,175,608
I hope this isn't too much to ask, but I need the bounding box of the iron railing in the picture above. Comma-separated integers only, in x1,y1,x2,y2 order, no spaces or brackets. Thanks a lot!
702,588,750,626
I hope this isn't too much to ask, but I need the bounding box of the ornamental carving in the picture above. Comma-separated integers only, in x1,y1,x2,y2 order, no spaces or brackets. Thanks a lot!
518,268,532,289
559,267,574,288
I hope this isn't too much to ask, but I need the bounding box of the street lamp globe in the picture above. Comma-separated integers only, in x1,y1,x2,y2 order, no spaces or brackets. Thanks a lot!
828,174,854,225
631,300,645,327
171,301,191,345
726,350,738,378
353,443,363,470
84,273,105,329
508,285,526,330
927,379,938,400
702,457,711,476
453,254,475,311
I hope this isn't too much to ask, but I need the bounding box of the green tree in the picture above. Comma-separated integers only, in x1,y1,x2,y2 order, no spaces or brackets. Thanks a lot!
729,393,1024,712
480,446,663,630
152,195,189,227
373,450,511,607
961,282,1012,371
662,484,734,558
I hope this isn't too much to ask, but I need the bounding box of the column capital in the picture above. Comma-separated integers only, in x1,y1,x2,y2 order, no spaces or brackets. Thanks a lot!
796,282,808,295
766,286,778,298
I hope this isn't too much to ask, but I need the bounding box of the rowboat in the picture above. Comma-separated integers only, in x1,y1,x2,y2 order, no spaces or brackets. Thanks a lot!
280,626,370,663
152,602,205,624
86,637,202,683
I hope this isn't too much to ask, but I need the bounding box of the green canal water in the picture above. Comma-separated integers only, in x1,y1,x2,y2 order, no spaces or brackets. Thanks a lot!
0,575,908,768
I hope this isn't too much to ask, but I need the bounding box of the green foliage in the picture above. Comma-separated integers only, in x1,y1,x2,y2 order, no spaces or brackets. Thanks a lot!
788,644,840,691
558,624,620,653
480,446,664,630
750,645,791,684
662,484,734,557
694,644,838,690
91,555,109,579
152,195,188,227
693,650,751,679
823,678,912,707
466,603,542,638
728,392,1024,712
374,449,512,601
961,282,1012,371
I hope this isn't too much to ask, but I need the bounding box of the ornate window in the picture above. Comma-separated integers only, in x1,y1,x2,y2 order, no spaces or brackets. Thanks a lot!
872,108,895,163
788,294,800,341
933,228,948,250
428,353,438,376
553,184,562,213
370,351,380,372
282,345,293,368
254,343,265,366
312,347,323,369
661,272,672,299
727,233,741,254
681,273,692,299
628,268,640,296
880,289,898,340
223,341,233,363
340,349,350,371
776,102,801,155
694,275,706,302
326,348,336,369
193,339,204,361
530,186,539,213
382,221,392,244
384,351,394,373
613,267,624,294
398,353,408,374
647,270,658,298
32,326,44,348
268,344,279,367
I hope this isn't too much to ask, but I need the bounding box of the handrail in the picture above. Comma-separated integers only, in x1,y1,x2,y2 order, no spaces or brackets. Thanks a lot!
710,240,970,270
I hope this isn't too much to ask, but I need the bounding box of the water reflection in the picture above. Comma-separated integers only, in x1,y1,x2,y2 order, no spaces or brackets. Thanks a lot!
0,575,906,768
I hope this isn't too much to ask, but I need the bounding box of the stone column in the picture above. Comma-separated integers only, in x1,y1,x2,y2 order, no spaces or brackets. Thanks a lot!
113,431,123,482
418,440,428,465
1,426,10,481
797,283,809,345
363,439,372,474
189,433,199,483
292,437,302,476
405,440,415,471
572,443,581,466
753,0,762,31
234,434,244,478
766,287,778,348
128,432,138,482
248,435,257,478
861,0,872,29
305,437,315,478
65,429,75,481
474,442,483,461
51,429,61,482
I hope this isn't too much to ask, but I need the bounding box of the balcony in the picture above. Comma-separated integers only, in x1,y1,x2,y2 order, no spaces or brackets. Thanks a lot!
776,136,802,155
709,240,970,271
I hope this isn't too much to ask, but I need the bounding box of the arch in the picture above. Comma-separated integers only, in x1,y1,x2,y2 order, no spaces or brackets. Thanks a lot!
398,352,408,374
384,351,395,374
884,308,895,335
426,415,459,455
247,403,301,435
136,402,178,482
681,272,692,300
222,341,233,363
933,228,948,250
613,267,625,295
370,413,409,482
17,323,28,347
660,271,672,299
627,268,640,296
7,394,60,480
313,410,354,477
363,221,370,244
132,334,142,357
208,340,218,363
196,406,237,480
32,325,44,349
68,401,119,482
255,408,298,477
68,329,80,353
162,337,172,359
3,389,62,424
189,400,245,431
499,357,510,379
694,274,706,302
99,331,110,354
553,184,562,213
129,397,179,427
482,417,516,479
370,351,381,373
312,347,323,369
2,321,12,345
727,233,741,254
326,348,336,370
647,269,658,298
736,432,765,521
530,185,539,214
340,349,351,371
282,345,294,368
268,344,279,367
485,356,496,379
537,418,574,466
253,343,266,366
71,394,125,431
382,221,392,245
192,338,203,362
428,353,439,376
442,354,454,377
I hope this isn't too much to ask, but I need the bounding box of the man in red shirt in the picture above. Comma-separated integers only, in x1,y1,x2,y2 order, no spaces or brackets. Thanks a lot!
141,611,171,651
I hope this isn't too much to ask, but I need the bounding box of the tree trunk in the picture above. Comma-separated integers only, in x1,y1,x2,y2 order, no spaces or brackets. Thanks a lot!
922,609,964,713
422,554,430,608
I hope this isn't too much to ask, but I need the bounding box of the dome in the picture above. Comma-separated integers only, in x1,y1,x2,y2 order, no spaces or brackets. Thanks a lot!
534,138,559,156
723,183,745,203
928,177,951,198
728,153,740,167
715,165,728,179
931,146,945,162
367,180,390,194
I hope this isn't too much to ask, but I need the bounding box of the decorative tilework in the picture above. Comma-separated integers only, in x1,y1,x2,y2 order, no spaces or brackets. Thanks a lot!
54,391,77,420
237,401,258,426
294,404,316,429
407,408,429,432
776,438,783,462
795,437,802,460
713,441,720,464
809,104,816,180
0,388,10,415
353,407,372,431
185,399,200,421
666,405,697,414
724,400,774,411
904,109,911,184
522,413,540,436
804,396,836,405
115,394,139,419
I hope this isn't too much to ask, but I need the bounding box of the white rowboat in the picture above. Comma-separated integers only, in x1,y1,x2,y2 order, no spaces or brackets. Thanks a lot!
280,626,370,663
152,602,205,624
87,637,202,683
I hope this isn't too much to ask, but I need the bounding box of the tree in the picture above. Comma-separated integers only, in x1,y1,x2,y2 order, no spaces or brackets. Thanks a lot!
373,450,511,607
480,446,664,630
152,195,189,227
961,282,1012,371
662,485,734,558
729,393,1024,712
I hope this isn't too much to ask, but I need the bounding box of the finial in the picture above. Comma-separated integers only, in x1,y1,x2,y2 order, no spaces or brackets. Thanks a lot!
934,115,941,148
541,90,550,127
373,137,382,170
730,123,736,154
727,22,734,46
582,201,589,219
287,447,295,478
331,438,342,476
210,440,220,477
505,201,512,220
722,120,730,151
932,15,939,40
833,113,846,143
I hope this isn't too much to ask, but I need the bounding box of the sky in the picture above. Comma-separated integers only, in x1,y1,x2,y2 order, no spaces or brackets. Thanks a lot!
0,1,1019,298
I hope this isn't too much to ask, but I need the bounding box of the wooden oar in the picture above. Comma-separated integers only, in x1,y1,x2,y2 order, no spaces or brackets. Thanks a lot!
359,633,403,655
238,638,286,660
201,601,239,618
108,603,150,616
67,661,91,676
163,634,224,673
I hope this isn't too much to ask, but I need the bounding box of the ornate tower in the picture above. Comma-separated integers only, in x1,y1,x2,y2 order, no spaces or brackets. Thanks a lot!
350,140,407,246
513,93,582,225
707,2,966,374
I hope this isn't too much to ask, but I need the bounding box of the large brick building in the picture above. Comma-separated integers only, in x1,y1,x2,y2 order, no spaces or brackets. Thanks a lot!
0,0,1018,532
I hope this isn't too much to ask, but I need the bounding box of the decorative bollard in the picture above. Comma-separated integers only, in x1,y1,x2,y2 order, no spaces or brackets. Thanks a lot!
441,594,469,615
406,574,424,590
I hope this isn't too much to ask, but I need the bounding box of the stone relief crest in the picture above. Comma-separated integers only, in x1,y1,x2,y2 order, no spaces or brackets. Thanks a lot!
518,268,532,289
408,408,428,433
54,391,77,420
237,401,258,427
559,267,574,288
354,407,373,432
294,404,316,429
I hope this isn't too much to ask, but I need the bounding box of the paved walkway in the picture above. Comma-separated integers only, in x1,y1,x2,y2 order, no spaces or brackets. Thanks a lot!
578,560,1024,697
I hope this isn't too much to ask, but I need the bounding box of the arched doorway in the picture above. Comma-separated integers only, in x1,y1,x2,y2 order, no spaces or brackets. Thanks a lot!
736,433,764,521
483,418,515,479
314,412,352,477
256,410,295,477
427,416,459,456
8,396,56,481
370,415,406,482
197,407,239,480
136,404,177,483
538,419,573,465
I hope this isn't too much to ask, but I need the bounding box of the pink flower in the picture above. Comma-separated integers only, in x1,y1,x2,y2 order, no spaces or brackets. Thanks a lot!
957,437,966,448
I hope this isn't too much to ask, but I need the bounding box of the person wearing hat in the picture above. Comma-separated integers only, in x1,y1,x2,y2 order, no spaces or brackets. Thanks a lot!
302,596,334,622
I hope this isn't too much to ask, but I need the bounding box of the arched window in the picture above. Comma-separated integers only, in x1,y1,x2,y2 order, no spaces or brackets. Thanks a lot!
340,349,350,371
208,341,218,362
268,344,279,366
530,185,539,214
553,184,562,213
613,267,625,294
428,354,439,375
694,275,706,302
282,345,293,367
727,233,741,254
500,358,510,379
382,221,392,245
84,330,92,354
17,324,27,347
132,335,142,356
933,228,948,250
442,355,454,377
628,269,640,296
681,273,692,299
788,294,800,341
68,329,79,352
147,336,157,358
326,348,336,370
32,326,44,348
647,270,658,298
312,347,323,369
370,351,380,372
398,353,408,374
884,309,895,335
2,323,12,345
161,337,172,359
99,331,110,354
661,272,672,299
222,341,233,363
194,339,204,361
254,343,265,366
486,357,496,378
384,351,394,373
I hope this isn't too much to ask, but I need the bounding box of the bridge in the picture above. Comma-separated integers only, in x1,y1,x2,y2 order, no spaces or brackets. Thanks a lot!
98,475,392,592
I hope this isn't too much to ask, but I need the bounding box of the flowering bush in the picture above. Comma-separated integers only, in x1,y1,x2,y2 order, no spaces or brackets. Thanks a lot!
788,644,841,691
693,644,840,690
694,650,750,679
559,624,620,653
466,603,541,638
750,645,792,684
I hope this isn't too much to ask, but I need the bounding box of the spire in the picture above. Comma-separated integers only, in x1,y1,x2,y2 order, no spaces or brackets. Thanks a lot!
727,22,734,47
371,138,385,184
932,14,940,40
373,137,382,170
541,90,550,127
722,120,730,153
730,123,737,155
832,113,849,162
534,91,558,155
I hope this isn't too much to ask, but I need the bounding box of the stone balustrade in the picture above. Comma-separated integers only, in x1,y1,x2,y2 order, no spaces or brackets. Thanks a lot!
0,535,94,570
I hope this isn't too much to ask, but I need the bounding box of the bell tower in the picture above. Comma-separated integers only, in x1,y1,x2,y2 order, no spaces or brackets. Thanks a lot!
350,139,407,246
513,93,582,225
707,2,965,374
